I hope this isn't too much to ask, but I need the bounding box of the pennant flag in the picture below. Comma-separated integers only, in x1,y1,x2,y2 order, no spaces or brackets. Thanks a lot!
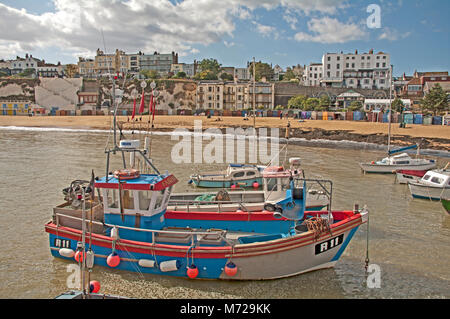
138,90,145,114
149,93,153,116
151,94,156,122
131,98,137,120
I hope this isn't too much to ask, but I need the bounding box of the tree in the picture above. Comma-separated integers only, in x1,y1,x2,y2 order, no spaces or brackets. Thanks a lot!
421,83,449,115
391,98,405,113
283,67,296,81
287,94,307,109
249,61,274,81
348,100,363,111
193,70,218,80
140,69,159,79
304,98,320,111
174,71,187,79
319,95,331,109
220,72,234,81
198,58,221,77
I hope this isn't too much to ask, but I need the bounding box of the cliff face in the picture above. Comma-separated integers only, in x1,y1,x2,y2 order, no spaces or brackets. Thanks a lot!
0,79,39,102
97,78,197,110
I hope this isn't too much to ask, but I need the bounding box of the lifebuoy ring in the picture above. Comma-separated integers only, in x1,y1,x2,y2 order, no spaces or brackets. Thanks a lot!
113,169,140,180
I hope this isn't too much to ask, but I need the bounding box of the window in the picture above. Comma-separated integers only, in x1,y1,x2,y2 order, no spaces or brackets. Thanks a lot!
346,63,349,68
233,172,245,178
376,63,380,68
337,56,340,61
337,64,340,69
327,64,331,69
336,71,340,77
327,71,330,77
246,171,256,177
327,57,331,61
430,177,444,184
423,174,431,181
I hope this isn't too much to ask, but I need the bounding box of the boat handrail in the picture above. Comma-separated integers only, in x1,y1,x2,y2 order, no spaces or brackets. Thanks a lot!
54,212,226,236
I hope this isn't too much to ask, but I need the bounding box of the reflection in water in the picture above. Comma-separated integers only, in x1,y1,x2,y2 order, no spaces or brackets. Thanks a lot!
0,128,448,298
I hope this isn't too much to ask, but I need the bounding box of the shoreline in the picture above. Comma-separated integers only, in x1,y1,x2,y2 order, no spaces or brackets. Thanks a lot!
1,115,449,152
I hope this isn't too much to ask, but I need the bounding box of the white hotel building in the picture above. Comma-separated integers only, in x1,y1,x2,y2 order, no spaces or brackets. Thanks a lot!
321,50,391,90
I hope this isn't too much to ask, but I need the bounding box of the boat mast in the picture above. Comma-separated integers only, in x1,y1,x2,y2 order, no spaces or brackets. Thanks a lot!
387,64,393,155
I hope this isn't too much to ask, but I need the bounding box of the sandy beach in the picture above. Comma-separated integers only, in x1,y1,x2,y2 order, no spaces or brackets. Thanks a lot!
1,115,449,151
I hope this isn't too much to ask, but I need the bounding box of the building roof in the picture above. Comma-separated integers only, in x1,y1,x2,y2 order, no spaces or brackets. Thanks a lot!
424,81,450,92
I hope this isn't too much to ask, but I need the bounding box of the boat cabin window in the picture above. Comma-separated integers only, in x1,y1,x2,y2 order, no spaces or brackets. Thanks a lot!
394,161,409,165
266,178,278,192
246,171,256,177
154,190,165,210
233,172,245,178
280,177,290,191
105,189,134,209
430,177,444,185
138,191,153,210
423,174,431,181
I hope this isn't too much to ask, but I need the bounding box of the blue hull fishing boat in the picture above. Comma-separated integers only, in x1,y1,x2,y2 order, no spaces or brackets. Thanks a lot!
45,80,369,280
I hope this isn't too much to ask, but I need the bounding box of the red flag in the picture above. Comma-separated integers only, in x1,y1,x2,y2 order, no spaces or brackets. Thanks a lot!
151,94,156,121
131,98,137,120
138,90,145,114
149,93,153,116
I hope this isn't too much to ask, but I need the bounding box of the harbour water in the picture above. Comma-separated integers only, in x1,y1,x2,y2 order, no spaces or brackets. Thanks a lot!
0,127,449,299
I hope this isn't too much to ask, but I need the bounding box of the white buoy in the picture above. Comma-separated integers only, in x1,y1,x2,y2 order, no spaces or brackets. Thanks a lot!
111,226,119,240
86,250,95,268
159,260,180,272
138,259,156,268
59,248,75,258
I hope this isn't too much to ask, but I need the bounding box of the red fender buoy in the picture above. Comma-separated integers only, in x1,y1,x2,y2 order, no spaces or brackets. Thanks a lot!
252,182,259,189
89,280,101,293
107,253,120,267
74,251,84,263
224,262,237,277
230,184,236,189
187,264,199,279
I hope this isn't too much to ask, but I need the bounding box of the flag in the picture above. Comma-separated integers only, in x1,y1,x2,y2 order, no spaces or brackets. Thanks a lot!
149,93,153,116
131,98,137,120
138,90,145,114
151,94,156,122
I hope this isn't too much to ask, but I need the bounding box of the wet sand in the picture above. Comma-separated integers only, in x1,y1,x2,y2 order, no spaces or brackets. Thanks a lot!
1,115,449,150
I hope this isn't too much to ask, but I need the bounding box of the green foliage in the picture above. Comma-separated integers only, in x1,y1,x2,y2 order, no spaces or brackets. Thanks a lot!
420,83,449,115
174,71,187,79
199,58,221,76
319,95,331,107
249,61,274,82
348,100,363,111
16,68,36,78
304,98,320,111
391,98,405,113
283,68,296,81
287,94,307,109
140,69,159,79
220,72,234,81
193,70,218,80
275,105,284,110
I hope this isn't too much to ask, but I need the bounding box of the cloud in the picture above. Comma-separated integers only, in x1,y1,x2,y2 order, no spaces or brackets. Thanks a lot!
223,41,235,48
294,17,367,43
0,0,348,61
378,28,411,41
252,21,279,39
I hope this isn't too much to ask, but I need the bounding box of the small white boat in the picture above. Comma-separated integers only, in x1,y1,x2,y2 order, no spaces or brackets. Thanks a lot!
188,164,265,188
359,151,436,174
408,169,450,201
395,169,428,184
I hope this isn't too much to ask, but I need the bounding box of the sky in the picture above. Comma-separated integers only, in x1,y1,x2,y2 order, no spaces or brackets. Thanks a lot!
0,0,449,76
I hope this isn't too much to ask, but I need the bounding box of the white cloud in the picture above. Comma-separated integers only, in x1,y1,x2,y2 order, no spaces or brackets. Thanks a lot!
223,41,235,48
252,21,279,39
378,28,411,41
294,17,367,43
0,0,349,61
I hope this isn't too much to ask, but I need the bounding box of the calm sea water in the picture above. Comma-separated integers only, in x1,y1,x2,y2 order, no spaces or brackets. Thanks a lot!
0,127,449,299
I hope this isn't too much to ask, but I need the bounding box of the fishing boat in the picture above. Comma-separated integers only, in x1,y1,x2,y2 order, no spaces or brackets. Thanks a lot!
395,169,428,184
408,169,450,201
169,158,329,213
44,80,369,280
188,164,265,188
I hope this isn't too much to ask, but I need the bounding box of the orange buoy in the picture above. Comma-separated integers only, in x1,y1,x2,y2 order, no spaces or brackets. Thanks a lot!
187,264,199,279
113,168,140,180
230,184,236,189
74,251,84,263
371,161,375,164
107,253,120,267
224,262,237,277
252,182,259,189
89,280,101,293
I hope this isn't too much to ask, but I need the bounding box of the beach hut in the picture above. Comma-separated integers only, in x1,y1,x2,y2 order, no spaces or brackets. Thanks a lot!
403,113,414,124
432,116,442,125
413,114,423,124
